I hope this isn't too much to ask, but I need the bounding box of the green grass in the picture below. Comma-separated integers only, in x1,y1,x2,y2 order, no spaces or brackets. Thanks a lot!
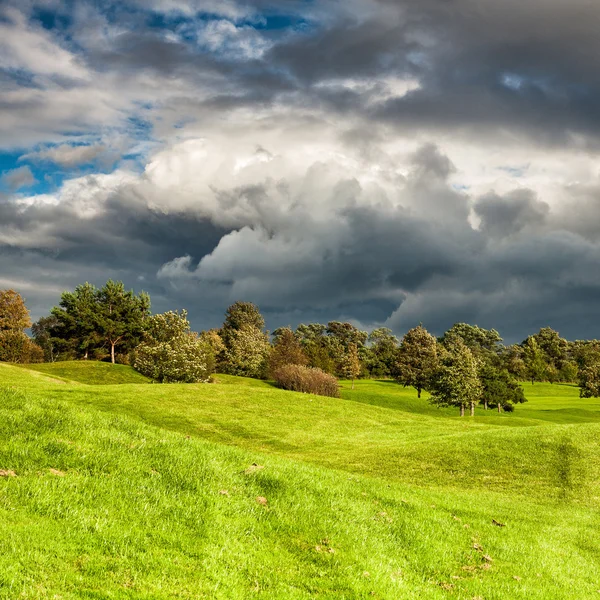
21,360,152,385
1,362,599,599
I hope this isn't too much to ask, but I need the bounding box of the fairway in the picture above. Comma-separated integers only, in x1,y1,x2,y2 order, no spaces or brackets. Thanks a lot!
1,362,599,599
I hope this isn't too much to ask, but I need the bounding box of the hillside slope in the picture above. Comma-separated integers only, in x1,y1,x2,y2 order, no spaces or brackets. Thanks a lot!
1,363,599,598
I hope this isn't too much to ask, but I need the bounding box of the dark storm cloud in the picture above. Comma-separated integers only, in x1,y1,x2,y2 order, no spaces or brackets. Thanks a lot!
474,189,550,239
4,0,600,341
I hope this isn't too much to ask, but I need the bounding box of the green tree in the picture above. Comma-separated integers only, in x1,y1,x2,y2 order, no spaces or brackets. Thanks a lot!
366,327,399,378
295,323,338,375
96,281,150,364
479,364,526,412
531,327,568,370
31,315,59,362
222,301,265,340
341,342,361,389
396,325,439,398
559,360,578,383
579,363,600,398
441,323,502,354
50,282,100,359
522,336,546,384
223,324,271,378
429,339,482,416
219,301,270,377
134,310,214,383
0,289,31,331
269,327,308,376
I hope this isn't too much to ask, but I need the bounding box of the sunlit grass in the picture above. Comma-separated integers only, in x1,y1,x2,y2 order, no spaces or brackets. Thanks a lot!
0,362,599,598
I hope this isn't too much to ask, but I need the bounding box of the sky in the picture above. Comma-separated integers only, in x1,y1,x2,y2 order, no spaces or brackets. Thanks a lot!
1,0,600,342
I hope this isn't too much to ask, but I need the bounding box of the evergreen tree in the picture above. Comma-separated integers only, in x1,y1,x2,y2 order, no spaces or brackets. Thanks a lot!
396,325,438,398
96,281,150,364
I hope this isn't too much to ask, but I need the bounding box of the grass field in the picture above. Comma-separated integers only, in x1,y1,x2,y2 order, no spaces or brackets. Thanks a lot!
0,362,599,599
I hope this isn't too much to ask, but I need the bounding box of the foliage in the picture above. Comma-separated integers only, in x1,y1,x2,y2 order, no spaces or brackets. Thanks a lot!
0,289,31,331
429,339,482,415
0,291,42,364
365,327,398,378
395,325,438,397
522,336,547,384
272,364,339,397
96,280,151,364
579,363,600,398
441,322,503,353
0,330,44,363
219,302,270,377
479,364,527,412
50,282,100,359
269,327,308,376
31,315,59,362
134,310,214,383
295,323,338,374
341,342,361,388
221,301,265,340
222,324,270,378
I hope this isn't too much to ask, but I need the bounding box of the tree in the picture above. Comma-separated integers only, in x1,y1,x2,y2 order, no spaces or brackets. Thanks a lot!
579,363,600,398
479,364,526,412
396,325,439,398
269,327,308,376
441,323,502,354
50,282,100,359
32,315,59,362
0,289,31,331
223,324,271,378
559,360,578,383
429,339,482,416
295,323,338,375
222,301,265,339
134,310,214,383
341,343,361,389
0,290,42,364
366,327,399,378
0,330,44,363
531,327,568,370
219,302,270,377
96,280,150,364
522,336,546,384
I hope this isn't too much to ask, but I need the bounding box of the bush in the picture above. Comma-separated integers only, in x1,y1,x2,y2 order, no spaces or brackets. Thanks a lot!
133,311,215,383
273,364,339,398
0,331,44,363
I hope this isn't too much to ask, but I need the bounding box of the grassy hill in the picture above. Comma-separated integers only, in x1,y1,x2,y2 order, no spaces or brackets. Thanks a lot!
0,362,599,598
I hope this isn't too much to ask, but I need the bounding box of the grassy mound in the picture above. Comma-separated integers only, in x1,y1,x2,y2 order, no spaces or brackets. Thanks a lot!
21,360,151,385
0,363,599,598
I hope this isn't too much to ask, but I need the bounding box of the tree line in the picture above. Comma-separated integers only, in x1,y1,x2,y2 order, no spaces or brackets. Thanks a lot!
2,284,600,410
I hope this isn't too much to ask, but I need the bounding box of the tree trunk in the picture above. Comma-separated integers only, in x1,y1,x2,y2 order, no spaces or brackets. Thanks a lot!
497,403,502,413
531,378,535,385
460,404,465,417
470,402,475,416
417,387,421,398
351,379,355,390
84,351,88,360
111,343,116,364
484,400,488,410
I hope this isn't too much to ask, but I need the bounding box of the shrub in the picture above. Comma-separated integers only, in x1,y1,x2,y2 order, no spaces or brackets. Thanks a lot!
133,311,215,383
273,364,339,398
